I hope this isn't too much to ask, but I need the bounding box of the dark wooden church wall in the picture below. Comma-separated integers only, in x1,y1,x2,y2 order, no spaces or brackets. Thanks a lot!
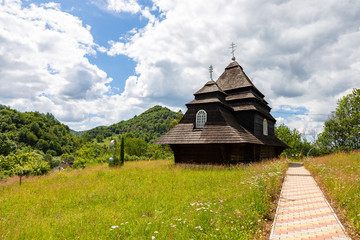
254,114,264,135
229,144,255,163
181,103,227,126
234,111,254,132
171,144,264,164
170,142,283,165
171,144,224,164
268,120,275,136
259,145,277,159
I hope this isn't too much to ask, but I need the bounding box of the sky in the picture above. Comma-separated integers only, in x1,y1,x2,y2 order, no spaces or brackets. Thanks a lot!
0,0,359,139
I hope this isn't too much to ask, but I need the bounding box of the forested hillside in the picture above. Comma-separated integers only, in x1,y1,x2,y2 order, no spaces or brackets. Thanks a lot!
0,105,80,156
80,105,183,143
0,105,182,177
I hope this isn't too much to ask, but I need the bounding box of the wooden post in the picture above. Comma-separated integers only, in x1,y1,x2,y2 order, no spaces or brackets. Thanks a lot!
19,169,23,186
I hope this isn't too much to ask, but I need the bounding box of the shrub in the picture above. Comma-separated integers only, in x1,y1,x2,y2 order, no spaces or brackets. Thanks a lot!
73,157,86,169
0,133,17,156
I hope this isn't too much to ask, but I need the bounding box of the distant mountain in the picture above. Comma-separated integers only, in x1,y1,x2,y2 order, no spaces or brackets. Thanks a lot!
81,105,183,143
0,106,80,156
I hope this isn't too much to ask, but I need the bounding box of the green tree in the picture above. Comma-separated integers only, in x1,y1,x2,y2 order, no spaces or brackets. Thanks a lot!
170,110,183,128
125,137,148,157
26,131,38,146
36,139,49,152
96,134,104,143
0,133,17,156
120,136,125,165
316,88,360,152
275,123,312,158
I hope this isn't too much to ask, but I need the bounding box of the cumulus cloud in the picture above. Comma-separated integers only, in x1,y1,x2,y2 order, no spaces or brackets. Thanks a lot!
1,0,359,135
97,0,157,23
107,0,360,136
106,0,141,14
0,0,139,129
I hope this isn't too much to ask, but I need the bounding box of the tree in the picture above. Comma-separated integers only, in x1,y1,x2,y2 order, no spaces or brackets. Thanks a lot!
316,88,360,151
120,136,125,165
275,123,312,158
96,134,104,143
0,133,17,156
36,139,49,152
124,137,148,157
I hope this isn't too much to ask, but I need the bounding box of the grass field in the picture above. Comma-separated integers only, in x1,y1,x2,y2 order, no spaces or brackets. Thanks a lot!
0,159,287,239
304,152,360,237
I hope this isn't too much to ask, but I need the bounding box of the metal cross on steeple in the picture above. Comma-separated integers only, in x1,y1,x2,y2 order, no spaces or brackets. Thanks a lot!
230,42,237,61
209,65,213,80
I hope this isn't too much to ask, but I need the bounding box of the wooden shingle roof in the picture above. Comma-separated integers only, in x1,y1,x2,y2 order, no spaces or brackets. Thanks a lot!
155,108,262,145
216,61,261,94
188,79,231,108
194,80,227,95
225,91,268,105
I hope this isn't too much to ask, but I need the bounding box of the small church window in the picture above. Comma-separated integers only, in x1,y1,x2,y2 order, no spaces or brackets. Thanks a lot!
196,110,207,128
263,118,268,136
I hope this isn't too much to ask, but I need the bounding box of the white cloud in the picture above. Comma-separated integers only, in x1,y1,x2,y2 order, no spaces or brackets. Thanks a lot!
1,0,359,136
0,0,132,128
102,0,156,23
107,0,360,136
106,0,141,14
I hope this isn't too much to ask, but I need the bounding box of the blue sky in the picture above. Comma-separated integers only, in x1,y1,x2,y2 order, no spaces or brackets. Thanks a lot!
0,0,359,139
22,0,152,94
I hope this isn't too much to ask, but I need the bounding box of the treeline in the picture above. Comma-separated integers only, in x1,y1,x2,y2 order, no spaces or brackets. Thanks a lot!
275,88,360,158
80,105,183,143
0,105,80,156
0,105,81,177
0,105,180,178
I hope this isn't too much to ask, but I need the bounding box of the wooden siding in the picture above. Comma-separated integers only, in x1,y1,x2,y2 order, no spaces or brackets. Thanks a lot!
268,119,275,136
170,144,282,164
260,145,276,159
254,114,263,136
234,111,254,132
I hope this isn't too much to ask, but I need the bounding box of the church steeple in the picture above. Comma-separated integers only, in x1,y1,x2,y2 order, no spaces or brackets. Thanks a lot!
230,42,237,61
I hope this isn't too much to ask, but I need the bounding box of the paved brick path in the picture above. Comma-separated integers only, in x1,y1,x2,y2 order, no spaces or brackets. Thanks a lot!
270,163,350,240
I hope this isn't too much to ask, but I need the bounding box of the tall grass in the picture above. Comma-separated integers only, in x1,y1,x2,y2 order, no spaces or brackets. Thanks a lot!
304,152,360,236
0,159,287,239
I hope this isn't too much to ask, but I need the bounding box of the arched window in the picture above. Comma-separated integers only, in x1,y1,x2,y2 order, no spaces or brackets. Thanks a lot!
263,118,268,136
196,110,207,128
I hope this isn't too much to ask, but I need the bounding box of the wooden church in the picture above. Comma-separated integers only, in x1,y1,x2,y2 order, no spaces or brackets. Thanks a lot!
156,58,289,164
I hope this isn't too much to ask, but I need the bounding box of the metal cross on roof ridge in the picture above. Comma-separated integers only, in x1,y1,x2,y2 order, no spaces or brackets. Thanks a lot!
209,65,213,80
230,42,236,61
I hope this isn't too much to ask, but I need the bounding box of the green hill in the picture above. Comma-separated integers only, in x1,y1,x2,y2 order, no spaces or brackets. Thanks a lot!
0,105,182,177
0,105,80,156
81,105,183,143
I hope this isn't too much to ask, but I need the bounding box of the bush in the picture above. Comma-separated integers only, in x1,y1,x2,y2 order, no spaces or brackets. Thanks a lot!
0,151,50,176
124,153,139,161
44,154,62,168
46,149,57,156
0,133,17,156
61,153,75,164
73,157,86,169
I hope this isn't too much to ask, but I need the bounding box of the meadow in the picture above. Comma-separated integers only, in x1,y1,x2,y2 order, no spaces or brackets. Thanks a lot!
304,152,360,238
0,159,287,239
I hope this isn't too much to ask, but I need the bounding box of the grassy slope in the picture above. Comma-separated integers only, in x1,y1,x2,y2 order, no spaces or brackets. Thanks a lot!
0,159,287,239
304,152,360,237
